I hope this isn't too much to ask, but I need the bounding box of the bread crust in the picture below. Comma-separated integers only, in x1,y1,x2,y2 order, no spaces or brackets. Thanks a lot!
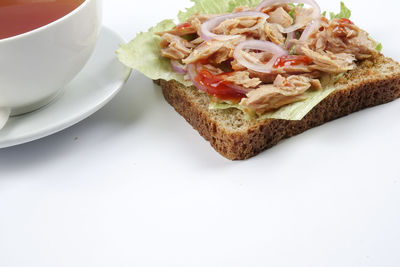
159,55,400,160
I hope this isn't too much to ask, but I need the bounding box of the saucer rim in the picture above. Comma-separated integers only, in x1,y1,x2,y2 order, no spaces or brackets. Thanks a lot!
0,26,132,149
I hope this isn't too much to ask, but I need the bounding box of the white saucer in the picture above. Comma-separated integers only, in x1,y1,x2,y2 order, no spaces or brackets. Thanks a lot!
0,26,131,148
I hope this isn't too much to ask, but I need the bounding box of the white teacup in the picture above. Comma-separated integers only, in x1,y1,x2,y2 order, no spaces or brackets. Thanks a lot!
0,0,102,117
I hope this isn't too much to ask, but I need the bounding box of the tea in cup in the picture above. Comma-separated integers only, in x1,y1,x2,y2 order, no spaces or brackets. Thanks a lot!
0,0,102,117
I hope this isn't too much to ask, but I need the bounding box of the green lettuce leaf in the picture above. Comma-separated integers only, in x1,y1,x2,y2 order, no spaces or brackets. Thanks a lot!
330,2,351,19
178,0,261,22
210,83,338,120
116,19,191,86
375,43,383,52
288,3,304,19
259,85,336,120
116,0,349,121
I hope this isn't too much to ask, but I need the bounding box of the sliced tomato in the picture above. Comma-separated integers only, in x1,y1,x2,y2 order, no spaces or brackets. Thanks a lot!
194,70,246,101
174,22,192,30
273,55,312,68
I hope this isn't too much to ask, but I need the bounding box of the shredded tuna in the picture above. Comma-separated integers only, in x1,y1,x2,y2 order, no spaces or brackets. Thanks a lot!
157,2,380,115
160,33,196,60
210,48,231,64
309,18,377,60
224,71,261,88
231,58,247,71
213,16,268,40
328,29,378,59
187,13,219,24
274,7,314,33
182,41,223,64
189,18,203,37
231,50,317,82
190,36,204,45
248,71,279,83
264,23,285,46
240,84,305,114
309,78,322,90
183,36,245,64
293,7,314,29
273,74,312,93
302,46,356,73
186,14,220,38
267,7,293,28
240,75,313,114
261,4,292,14
275,64,314,74
157,25,197,37
202,64,224,75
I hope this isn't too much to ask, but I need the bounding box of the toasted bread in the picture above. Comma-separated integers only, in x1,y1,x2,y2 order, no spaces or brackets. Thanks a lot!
158,54,400,160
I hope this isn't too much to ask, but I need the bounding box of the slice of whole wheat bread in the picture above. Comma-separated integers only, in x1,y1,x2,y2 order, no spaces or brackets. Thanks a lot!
158,54,400,160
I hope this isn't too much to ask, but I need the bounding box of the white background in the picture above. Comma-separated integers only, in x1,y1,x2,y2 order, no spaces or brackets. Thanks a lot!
1,0,400,266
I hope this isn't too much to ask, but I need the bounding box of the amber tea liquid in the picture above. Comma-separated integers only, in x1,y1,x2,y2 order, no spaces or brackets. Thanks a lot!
0,0,85,40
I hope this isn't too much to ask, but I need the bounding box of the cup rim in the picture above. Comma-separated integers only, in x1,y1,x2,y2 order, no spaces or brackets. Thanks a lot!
0,0,91,43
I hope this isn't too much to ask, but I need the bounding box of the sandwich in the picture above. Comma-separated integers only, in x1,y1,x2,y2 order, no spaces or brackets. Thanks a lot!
117,0,400,160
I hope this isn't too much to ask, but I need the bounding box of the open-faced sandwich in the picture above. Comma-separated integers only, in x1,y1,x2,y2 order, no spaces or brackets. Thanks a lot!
117,0,400,160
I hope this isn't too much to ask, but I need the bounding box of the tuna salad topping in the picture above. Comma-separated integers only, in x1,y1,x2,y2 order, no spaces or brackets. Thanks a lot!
157,0,379,115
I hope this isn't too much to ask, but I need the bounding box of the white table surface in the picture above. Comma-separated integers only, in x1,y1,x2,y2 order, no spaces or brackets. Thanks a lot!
1,0,400,266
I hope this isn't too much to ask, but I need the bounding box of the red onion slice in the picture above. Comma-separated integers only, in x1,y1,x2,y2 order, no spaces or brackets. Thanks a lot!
201,11,269,41
187,64,209,92
170,59,187,74
285,31,297,50
299,19,320,41
225,83,251,95
233,40,288,73
256,0,321,33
